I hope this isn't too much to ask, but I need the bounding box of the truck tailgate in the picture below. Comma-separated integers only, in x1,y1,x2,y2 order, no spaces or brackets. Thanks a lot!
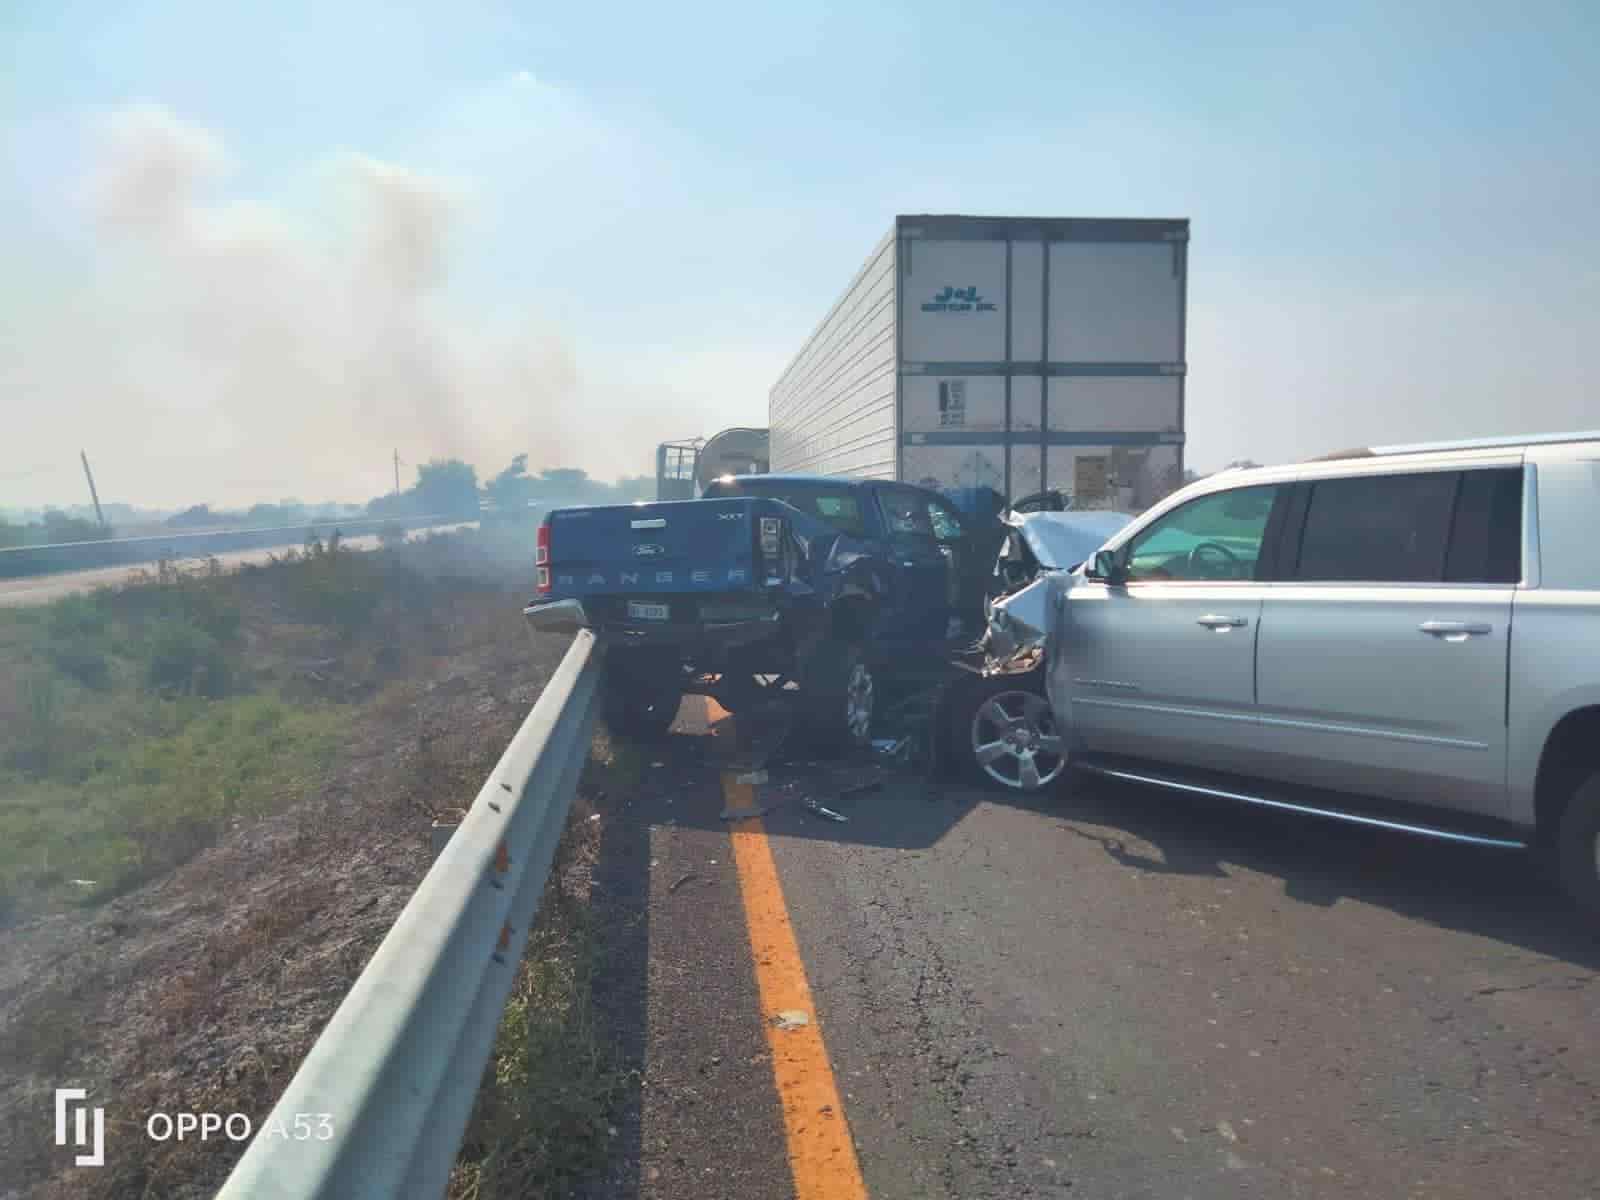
545,497,768,595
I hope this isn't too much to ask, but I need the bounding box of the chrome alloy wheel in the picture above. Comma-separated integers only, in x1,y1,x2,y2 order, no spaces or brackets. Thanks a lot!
970,688,1065,791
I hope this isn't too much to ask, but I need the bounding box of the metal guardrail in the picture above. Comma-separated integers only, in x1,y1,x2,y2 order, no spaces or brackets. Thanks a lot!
216,630,601,1199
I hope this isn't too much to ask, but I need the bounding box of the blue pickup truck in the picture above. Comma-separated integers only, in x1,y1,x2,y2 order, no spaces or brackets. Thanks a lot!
523,475,997,746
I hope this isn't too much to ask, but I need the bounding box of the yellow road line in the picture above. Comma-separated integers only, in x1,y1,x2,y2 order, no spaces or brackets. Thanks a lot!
722,765,869,1200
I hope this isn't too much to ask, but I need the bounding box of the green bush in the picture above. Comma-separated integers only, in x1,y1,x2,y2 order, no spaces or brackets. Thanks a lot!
48,640,111,689
46,593,110,641
174,580,242,643
38,594,122,688
278,547,382,637
145,619,233,697
13,671,62,773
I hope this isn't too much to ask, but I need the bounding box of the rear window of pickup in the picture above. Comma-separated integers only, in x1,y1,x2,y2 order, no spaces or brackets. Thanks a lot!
703,481,868,537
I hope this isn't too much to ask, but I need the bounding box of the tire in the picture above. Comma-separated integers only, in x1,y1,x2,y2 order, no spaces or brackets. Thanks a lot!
948,670,1066,793
797,640,874,753
1556,771,1600,918
602,651,681,741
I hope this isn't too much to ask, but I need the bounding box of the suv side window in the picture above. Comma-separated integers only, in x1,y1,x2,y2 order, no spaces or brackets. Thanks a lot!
1123,485,1281,582
1293,471,1458,583
1444,468,1523,584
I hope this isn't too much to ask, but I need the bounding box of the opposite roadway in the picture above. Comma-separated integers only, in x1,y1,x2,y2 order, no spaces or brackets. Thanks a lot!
579,698,1598,1200
0,525,471,608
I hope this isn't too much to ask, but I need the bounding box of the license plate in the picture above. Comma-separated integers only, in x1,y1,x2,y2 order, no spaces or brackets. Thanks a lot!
627,601,670,621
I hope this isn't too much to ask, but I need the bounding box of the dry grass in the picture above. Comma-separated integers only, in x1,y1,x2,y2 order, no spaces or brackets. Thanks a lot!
153,880,337,1033
0,527,570,1199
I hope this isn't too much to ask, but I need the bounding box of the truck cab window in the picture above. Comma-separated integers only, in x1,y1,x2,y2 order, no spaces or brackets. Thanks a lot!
926,499,964,542
879,489,936,538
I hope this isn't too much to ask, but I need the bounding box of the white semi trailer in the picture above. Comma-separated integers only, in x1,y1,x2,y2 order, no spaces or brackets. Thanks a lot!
769,215,1189,510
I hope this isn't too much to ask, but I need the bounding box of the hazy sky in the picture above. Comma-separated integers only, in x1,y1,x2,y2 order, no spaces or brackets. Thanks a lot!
3,1,1596,509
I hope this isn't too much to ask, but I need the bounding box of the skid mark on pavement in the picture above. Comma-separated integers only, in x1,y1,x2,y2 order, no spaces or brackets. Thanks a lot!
722,763,869,1200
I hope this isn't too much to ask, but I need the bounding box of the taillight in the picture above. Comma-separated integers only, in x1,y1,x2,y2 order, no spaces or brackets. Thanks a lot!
759,517,782,557
536,523,551,594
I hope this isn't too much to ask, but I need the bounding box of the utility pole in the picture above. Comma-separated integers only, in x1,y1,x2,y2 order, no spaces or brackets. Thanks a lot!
80,450,106,530
393,449,401,496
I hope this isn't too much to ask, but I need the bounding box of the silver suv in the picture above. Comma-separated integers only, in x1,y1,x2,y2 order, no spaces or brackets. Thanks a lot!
969,430,1600,915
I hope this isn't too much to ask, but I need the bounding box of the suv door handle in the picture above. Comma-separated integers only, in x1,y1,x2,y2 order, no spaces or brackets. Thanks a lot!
1419,620,1492,640
1196,614,1247,630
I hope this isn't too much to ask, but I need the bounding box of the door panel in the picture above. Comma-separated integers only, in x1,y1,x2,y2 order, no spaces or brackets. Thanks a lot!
1050,481,1284,771
873,485,952,643
1254,586,1513,815
1057,583,1265,772
1250,465,1520,818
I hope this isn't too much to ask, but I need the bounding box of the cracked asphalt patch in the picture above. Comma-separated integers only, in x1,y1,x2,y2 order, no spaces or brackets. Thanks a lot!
583,726,1599,1199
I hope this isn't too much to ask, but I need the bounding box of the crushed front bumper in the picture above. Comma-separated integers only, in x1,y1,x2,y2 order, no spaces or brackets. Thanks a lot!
981,575,1056,675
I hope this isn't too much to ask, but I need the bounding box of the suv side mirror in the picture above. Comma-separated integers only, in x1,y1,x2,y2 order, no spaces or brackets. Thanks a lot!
1090,548,1127,585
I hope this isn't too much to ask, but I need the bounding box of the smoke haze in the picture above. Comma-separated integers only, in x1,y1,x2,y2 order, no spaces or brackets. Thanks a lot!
7,103,577,509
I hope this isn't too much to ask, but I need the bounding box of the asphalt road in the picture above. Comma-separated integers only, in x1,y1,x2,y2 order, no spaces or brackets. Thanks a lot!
581,703,1599,1200
0,524,473,608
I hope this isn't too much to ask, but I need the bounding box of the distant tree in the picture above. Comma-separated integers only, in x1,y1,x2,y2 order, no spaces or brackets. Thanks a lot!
0,518,24,549
42,509,105,543
484,454,536,514
166,504,218,529
534,467,591,493
611,474,656,502
246,503,291,527
1223,459,1262,471
414,458,480,517
366,491,417,519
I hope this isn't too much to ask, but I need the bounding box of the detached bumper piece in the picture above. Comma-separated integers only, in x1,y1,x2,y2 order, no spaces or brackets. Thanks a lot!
523,598,590,635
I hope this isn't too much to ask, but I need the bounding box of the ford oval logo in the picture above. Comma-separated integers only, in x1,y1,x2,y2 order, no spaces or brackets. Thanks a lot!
633,543,664,558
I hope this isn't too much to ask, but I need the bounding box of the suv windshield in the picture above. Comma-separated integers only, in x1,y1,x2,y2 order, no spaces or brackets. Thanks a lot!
702,480,868,537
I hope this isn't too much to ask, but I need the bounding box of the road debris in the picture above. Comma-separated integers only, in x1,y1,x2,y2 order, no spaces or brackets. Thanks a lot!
720,797,785,821
669,873,699,893
837,780,883,801
1216,1119,1239,1143
771,1009,811,1030
804,800,849,823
